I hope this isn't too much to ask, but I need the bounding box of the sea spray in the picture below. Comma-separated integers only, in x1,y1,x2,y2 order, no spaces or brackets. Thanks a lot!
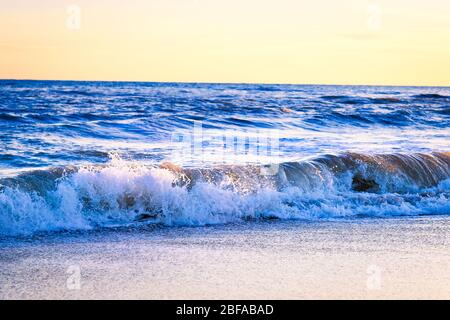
1,153,449,236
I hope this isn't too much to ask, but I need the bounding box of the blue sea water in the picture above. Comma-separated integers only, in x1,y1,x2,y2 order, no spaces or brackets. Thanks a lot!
0,80,449,236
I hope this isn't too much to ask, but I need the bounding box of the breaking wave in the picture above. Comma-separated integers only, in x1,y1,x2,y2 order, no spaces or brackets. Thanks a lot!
1,152,449,236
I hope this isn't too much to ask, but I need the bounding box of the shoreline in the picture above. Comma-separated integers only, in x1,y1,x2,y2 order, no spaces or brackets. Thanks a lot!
1,215,449,299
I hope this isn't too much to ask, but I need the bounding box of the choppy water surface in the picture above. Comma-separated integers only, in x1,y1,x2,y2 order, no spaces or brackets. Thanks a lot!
0,80,449,236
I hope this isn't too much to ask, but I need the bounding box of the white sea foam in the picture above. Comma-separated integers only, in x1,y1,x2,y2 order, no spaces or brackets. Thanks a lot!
0,155,449,236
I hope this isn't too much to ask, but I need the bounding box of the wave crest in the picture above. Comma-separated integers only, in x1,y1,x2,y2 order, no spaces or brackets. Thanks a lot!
1,152,449,236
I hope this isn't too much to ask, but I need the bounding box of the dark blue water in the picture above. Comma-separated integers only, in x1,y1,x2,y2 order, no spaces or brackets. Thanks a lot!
1,80,449,172
0,80,449,236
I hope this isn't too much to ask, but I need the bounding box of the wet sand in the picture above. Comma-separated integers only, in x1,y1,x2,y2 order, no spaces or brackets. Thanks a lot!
0,216,449,299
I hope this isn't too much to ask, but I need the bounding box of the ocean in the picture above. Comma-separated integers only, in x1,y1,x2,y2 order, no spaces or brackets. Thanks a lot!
0,80,449,236
1,80,450,299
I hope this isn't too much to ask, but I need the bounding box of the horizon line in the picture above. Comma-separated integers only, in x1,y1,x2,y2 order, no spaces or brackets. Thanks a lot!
0,78,449,89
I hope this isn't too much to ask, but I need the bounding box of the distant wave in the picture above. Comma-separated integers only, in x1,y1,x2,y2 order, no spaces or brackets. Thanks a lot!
412,93,448,99
320,93,449,104
320,95,403,104
0,113,25,122
1,152,449,237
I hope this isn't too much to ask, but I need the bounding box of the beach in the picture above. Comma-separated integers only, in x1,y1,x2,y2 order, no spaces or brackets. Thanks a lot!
2,0,450,304
1,81,449,300
1,215,449,300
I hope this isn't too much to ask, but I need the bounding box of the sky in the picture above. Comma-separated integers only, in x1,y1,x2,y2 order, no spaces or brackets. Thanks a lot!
0,0,449,86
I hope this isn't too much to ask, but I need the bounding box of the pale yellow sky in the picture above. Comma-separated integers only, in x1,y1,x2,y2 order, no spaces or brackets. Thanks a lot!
1,0,449,85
